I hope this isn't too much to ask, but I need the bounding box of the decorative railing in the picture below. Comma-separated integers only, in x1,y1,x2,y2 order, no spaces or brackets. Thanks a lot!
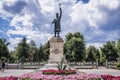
19,62,47,69
7,61,119,69
6,62,47,69
107,61,119,69
67,62,97,69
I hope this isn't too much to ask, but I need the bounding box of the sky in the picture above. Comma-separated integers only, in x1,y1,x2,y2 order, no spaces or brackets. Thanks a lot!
0,0,120,51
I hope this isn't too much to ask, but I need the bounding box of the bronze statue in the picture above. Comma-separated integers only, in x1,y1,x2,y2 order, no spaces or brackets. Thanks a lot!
52,4,62,37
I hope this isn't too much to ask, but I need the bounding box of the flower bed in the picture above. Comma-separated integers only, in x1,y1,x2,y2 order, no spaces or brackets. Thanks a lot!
19,71,102,80
101,75,120,80
0,76,18,80
1,71,120,80
42,69,76,75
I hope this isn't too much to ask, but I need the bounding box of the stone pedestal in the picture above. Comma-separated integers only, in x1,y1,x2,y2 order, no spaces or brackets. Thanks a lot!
39,37,64,70
48,37,64,63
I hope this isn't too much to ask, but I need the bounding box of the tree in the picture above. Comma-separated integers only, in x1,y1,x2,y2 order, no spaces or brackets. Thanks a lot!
42,42,50,61
99,49,106,65
0,38,10,61
101,41,118,61
34,42,50,61
86,46,100,61
65,33,73,41
34,45,43,61
116,39,120,59
64,32,85,61
9,51,18,63
16,37,29,62
28,40,38,61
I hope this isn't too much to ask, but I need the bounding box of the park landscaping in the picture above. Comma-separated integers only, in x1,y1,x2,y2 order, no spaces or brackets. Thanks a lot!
42,69,76,75
19,71,101,80
1,71,120,80
18,70,120,80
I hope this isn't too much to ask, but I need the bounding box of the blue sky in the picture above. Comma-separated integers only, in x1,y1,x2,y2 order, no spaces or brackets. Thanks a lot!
0,0,120,51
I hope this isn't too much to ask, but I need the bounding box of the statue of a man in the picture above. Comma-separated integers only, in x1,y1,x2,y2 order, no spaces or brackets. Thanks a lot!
52,4,62,37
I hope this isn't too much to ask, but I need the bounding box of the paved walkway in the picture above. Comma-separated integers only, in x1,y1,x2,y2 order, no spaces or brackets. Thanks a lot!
79,69,120,76
0,68,120,77
0,69,35,77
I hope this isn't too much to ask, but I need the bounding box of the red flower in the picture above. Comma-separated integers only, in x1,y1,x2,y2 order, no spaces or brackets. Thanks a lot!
101,75,120,80
42,69,76,75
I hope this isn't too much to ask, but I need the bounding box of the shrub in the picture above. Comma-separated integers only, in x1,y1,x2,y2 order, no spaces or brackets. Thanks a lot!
116,63,120,69
57,57,68,70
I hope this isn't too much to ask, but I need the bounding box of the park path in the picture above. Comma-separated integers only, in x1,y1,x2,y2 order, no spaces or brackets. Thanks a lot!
0,68,120,77
79,67,120,76
0,69,34,77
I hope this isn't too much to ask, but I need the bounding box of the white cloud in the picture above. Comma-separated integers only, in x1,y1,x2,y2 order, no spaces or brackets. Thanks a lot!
0,0,16,20
97,0,120,10
7,26,52,51
38,0,55,14
70,0,120,42
8,37,22,51
10,14,33,29
86,42,104,49
70,0,107,29
105,30,120,41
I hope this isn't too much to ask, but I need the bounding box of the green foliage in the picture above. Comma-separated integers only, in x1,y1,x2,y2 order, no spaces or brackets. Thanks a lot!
21,78,30,80
117,39,120,58
57,57,67,70
9,51,18,63
64,32,85,61
116,63,120,70
16,37,29,62
14,37,50,62
2,32,120,63
1,56,7,61
86,46,100,61
99,49,106,65
20,56,26,62
66,33,73,41
42,42,50,61
28,40,38,61
34,45,43,61
101,41,118,61
0,38,10,60
34,42,50,62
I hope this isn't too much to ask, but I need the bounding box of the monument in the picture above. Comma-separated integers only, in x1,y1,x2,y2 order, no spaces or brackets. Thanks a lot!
40,4,65,70
52,3,62,37
48,3,64,63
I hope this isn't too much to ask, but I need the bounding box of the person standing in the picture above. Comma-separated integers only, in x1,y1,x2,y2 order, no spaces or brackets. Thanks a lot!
0,60,1,71
1,60,5,72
